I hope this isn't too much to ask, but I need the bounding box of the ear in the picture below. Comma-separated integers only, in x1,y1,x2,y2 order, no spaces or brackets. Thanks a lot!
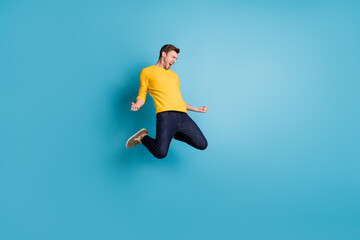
162,51,167,58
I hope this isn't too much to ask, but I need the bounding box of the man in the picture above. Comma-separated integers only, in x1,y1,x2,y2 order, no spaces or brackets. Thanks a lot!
126,44,208,159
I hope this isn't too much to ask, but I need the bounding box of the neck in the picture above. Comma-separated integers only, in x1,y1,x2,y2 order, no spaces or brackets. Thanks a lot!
155,59,166,69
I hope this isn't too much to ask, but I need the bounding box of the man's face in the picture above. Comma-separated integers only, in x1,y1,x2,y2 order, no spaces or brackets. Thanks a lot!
163,50,178,70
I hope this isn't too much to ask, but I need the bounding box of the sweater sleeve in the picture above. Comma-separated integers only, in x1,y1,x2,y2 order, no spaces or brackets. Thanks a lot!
136,68,148,102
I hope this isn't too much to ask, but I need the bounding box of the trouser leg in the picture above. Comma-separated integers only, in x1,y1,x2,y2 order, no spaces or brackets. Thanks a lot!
141,112,177,159
174,113,208,150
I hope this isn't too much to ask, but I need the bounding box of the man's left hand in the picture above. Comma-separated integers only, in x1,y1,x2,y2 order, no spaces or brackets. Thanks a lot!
198,106,207,113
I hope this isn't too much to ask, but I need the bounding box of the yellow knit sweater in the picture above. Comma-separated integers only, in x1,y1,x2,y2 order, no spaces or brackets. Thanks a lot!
136,65,187,114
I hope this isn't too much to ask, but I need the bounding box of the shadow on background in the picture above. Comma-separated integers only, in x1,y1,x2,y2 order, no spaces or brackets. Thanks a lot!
107,63,181,176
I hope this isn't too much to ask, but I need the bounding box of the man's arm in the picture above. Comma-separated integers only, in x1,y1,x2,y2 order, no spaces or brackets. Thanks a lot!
186,103,207,113
130,69,147,111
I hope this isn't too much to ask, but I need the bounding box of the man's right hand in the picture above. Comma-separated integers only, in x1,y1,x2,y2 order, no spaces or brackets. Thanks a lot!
130,99,145,111
130,102,140,111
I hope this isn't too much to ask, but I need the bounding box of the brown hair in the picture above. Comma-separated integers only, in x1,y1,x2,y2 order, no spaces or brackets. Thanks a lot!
158,44,180,59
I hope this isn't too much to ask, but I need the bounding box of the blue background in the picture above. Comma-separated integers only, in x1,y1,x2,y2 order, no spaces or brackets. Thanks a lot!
1,0,359,239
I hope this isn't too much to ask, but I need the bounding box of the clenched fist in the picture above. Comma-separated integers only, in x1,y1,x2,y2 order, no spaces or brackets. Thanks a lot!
130,102,140,111
198,106,207,113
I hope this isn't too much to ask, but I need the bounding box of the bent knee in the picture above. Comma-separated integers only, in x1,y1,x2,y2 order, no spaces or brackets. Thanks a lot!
196,140,208,150
155,150,168,159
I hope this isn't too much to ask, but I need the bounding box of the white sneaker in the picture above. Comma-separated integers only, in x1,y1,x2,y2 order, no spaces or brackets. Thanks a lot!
125,128,148,149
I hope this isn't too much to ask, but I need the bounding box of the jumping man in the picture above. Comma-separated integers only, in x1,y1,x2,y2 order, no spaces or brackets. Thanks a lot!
126,44,208,158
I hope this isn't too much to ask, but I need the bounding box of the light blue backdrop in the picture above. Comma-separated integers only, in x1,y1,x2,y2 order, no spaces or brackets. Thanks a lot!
1,0,359,239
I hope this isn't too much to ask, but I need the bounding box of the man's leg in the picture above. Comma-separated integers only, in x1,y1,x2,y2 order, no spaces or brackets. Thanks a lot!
141,112,178,159
174,113,208,150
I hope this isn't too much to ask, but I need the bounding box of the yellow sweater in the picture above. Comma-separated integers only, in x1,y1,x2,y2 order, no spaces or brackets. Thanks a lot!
136,65,187,114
